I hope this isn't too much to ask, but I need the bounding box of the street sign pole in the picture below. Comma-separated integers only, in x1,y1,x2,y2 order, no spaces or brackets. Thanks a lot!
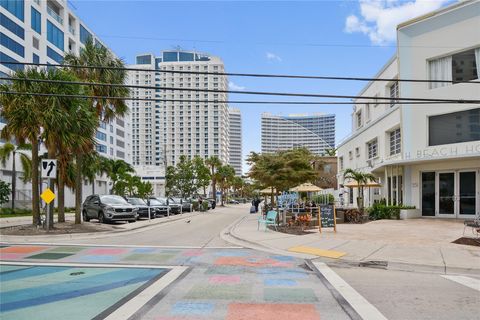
46,177,50,230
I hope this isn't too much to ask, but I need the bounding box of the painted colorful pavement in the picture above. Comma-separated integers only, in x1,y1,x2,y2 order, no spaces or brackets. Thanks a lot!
0,244,350,320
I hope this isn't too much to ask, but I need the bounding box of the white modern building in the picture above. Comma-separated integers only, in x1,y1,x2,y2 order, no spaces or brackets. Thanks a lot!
229,108,242,176
128,50,231,194
261,113,335,155
0,0,131,207
337,0,480,219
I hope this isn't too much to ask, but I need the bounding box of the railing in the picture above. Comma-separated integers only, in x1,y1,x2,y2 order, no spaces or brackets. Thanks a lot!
47,6,63,24
69,25,75,35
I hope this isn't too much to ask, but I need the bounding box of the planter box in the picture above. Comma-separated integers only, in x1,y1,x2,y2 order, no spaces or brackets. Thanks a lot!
399,208,420,220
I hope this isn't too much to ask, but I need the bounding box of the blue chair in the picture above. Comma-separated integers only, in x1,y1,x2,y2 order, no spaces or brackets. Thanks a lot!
258,210,278,231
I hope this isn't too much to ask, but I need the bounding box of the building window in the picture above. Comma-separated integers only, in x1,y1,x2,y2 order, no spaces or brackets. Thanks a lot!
1,0,24,21
389,81,398,107
32,53,39,64
356,111,362,128
95,131,107,141
429,108,480,146
46,46,63,63
0,32,24,57
429,48,479,89
46,20,63,50
96,144,107,153
389,128,401,155
355,147,360,157
31,7,41,34
367,139,378,159
79,24,92,44
1,12,25,39
0,51,23,71
348,151,353,160
349,187,354,204
365,103,371,122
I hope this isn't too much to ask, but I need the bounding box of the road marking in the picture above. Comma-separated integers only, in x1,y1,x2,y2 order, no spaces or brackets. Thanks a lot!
0,261,189,320
289,246,346,259
312,262,388,320
0,242,243,249
441,275,480,292
103,266,188,320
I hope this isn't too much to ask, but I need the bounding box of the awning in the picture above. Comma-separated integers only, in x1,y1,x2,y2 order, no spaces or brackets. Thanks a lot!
343,180,381,188
290,183,323,192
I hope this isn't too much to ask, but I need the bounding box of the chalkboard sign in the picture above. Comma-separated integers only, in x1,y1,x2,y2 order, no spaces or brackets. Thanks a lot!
319,204,336,232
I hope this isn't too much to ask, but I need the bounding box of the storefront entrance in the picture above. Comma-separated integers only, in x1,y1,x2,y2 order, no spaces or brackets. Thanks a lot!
421,170,479,218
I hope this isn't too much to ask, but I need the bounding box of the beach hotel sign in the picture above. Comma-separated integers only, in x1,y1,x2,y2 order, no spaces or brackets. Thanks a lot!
404,142,480,160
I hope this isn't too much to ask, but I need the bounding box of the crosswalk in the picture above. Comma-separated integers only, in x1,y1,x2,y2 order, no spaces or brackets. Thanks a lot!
441,275,480,292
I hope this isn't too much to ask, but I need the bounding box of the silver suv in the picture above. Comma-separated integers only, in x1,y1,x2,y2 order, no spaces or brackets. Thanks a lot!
82,195,138,223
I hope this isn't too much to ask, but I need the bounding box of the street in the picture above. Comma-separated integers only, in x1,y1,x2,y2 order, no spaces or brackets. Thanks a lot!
1,205,479,320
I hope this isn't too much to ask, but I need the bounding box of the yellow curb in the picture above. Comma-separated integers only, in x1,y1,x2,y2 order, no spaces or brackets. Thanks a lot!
288,246,346,259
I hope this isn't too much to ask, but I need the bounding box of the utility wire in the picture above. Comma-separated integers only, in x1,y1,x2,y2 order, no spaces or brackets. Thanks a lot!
2,61,479,84
0,91,474,105
1,77,478,104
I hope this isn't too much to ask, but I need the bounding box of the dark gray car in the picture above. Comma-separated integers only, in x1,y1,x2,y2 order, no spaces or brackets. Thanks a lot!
172,198,193,212
147,198,170,217
125,197,152,219
82,195,138,223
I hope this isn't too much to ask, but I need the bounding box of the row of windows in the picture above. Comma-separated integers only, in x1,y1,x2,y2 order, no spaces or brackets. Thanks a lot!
47,20,63,50
31,7,40,34
46,46,63,64
0,32,24,57
1,0,24,21
0,12,24,39
79,24,91,44
0,51,22,70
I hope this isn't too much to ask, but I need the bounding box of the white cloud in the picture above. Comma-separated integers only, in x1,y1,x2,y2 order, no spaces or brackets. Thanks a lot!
228,81,246,91
266,52,282,62
345,0,451,44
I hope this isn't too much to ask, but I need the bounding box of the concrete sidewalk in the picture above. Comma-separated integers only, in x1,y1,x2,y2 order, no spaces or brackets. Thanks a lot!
225,211,480,275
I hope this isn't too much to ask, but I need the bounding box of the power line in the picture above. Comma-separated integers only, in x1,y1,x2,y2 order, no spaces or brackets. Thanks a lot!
2,76,478,104
2,61,479,85
0,91,475,106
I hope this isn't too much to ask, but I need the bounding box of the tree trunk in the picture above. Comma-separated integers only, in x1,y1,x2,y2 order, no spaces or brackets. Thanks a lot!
75,154,83,224
57,171,65,223
31,140,40,226
11,151,16,213
92,179,95,195
270,187,274,207
220,187,224,206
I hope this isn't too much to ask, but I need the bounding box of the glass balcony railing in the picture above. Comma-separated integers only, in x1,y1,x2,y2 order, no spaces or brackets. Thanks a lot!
47,6,63,24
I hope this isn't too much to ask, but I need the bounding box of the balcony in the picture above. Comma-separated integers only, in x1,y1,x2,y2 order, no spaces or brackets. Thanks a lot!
47,6,63,24
69,25,75,35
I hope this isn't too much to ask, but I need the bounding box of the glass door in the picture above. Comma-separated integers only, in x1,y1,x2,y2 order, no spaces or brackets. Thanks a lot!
438,172,455,216
458,171,476,216
421,172,436,216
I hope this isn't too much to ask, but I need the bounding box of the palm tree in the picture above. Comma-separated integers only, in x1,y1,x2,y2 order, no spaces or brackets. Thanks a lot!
342,168,377,212
324,148,337,156
0,68,74,225
205,156,222,200
101,159,134,195
0,142,32,212
63,39,130,224
216,165,235,206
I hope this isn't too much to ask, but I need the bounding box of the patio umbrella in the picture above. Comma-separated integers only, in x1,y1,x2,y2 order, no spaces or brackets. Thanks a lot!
290,183,323,192
343,180,381,188
259,187,278,195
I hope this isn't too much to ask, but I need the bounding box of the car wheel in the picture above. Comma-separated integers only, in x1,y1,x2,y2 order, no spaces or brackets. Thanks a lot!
83,210,90,222
98,212,105,224
128,219,136,223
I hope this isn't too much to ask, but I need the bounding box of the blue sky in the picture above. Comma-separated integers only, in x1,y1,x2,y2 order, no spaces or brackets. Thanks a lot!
70,0,450,173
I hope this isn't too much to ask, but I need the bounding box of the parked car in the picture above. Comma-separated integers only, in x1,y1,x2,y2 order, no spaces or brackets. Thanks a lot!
172,198,193,212
228,199,240,204
147,198,170,217
82,195,138,223
157,197,181,214
125,197,152,219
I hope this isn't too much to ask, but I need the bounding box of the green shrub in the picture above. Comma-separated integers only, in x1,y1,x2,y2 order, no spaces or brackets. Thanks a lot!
0,208,32,215
192,200,199,211
201,201,209,211
367,203,416,220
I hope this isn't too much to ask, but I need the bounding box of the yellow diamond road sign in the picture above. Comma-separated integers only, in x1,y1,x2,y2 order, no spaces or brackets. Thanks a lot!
41,188,56,204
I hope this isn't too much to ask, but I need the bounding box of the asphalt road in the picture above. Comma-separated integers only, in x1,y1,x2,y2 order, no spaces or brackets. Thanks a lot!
63,205,246,247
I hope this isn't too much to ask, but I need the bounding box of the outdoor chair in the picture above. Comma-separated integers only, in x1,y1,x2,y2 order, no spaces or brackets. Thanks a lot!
463,212,480,237
258,210,278,232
